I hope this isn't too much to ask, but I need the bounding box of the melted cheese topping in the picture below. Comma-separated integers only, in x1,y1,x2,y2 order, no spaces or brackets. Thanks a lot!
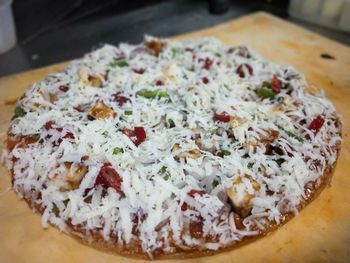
4,36,342,254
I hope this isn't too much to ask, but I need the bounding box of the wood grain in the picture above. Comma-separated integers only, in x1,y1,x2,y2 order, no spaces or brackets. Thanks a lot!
0,12,349,263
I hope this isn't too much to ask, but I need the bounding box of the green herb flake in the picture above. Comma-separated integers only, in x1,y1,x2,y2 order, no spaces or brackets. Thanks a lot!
163,172,171,181
168,119,175,128
257,88,275,99
276,124,304,143
222,150,231,156
110,60,129,68
262,81,271,88
113,147,124,155
124,110,133,116
210,127,218,134
252,113,256,121
275,158,285,167
14,106,26,117
212,179,219,188
285,130,304,143
84,196,92,203
136,89,169,100
52,203,59,216
159,166,167,174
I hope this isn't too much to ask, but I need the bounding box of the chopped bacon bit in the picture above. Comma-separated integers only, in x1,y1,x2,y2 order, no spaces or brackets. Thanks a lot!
214,112,231,122
271,75,282,93
58,85,69,92
181,189,205,211
95,163,124,196
189,220,203,238
44,121,62,132
306,115,325,140
122,127,147,146
233,213,245,230
113,92,130,106
133,68,145,74
44,121,55,130
155,80,164,86
122,127,134,138
134,127,146,146
227,130,235,139
236,64,253,78
63,132,75,140
44,121,74,146
188,189,205,197
202,77,209,84
202,57,213,70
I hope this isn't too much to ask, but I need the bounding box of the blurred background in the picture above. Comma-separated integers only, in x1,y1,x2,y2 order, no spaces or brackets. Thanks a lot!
0,0,349,77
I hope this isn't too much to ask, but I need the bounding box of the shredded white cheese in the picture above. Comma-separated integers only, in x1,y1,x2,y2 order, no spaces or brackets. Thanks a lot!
5,36,341,255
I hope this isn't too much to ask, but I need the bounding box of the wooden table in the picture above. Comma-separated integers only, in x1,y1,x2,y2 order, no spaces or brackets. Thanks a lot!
1,12,349,263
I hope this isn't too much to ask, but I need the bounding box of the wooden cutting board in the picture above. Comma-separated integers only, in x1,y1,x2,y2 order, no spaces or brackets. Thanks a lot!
0,12,349,263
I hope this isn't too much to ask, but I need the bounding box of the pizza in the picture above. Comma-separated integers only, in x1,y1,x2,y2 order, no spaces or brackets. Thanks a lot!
3,36,342,259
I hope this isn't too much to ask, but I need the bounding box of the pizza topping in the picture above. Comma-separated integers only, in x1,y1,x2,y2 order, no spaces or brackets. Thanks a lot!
112,147,124,155
202,57,213,70
133,68,145,74
144,38,164,56
228,45,251,58
214,112,230,122
189,220,203,238
155,80,164,86
58,85,69,92
226,175,260,217
181,189,205,211
122,126,146,146
257,88,275,99
306,115,325,140
6,37,341,255
14,106,26,118
271,75,282,93
95,163,124,196
202,77,209,84
62,163,88,191
88,101,117,120
49,93,57,104
236,64,253,78
110,60,129,68
136,89,169,100
79,67,104,88
172,143,201,159
112,92,130,106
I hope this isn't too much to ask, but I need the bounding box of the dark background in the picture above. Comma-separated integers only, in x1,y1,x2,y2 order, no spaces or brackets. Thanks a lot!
0,0,349,77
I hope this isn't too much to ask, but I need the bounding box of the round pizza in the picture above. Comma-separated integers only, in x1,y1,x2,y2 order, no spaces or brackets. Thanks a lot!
4,36,342,259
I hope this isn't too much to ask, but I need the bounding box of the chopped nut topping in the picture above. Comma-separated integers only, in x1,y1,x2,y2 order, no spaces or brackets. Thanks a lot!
49,93,57,104
145,38,164,56
79,67,104,87
89,101,117,120
172,143,201,159
60,163,88,191
226,174,260,218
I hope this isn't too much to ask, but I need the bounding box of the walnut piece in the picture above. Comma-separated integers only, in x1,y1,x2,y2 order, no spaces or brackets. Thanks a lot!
172,143,201,159
144,38,164,56
89,101,117,120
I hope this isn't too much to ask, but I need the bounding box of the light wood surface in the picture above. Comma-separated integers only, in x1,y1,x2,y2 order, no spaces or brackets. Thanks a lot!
0,12,349,263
